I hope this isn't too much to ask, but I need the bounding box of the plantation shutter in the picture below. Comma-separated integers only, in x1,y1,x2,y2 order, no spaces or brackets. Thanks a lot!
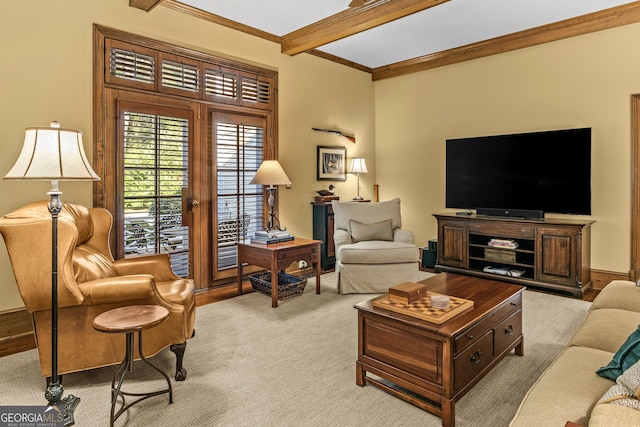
98,28,278,288
216,116,264,271
122,111,190,277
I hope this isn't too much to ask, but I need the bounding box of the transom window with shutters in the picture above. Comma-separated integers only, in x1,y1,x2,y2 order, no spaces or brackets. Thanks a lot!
94,25,278,289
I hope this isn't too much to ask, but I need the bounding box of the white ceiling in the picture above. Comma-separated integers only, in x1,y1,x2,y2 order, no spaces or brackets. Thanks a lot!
177,0,635,69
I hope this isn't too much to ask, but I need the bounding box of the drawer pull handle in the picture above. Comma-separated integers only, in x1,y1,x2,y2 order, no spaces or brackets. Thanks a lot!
469,350,482,364
510,302,517,306
504,325,514,336
467,334,474,340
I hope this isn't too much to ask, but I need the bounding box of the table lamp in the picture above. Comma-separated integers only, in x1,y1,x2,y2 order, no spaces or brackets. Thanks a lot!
249,160,291,231
349,158,368,200
4,121,100,426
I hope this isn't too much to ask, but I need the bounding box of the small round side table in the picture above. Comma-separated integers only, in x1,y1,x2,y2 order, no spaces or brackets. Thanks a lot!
92,305,173,426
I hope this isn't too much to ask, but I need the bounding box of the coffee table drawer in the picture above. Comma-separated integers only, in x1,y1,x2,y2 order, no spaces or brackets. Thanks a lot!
454,331,494,391
494,309,522,355
453,292,521,354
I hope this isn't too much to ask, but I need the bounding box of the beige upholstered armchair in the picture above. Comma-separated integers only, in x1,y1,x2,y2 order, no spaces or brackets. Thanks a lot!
0,201,196,381
332,198,420,293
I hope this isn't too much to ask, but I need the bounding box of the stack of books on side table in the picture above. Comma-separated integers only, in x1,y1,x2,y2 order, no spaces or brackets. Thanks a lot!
250,230,294,244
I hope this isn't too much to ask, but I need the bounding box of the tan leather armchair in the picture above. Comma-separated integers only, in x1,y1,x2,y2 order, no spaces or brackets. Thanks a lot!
0,201,196,381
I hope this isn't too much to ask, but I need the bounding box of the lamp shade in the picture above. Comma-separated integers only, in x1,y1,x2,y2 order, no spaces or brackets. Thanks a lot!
5,122,100,181
249,160,291,186
349,158,368,174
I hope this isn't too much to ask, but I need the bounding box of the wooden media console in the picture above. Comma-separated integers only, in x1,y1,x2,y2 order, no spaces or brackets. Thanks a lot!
433,213,594,298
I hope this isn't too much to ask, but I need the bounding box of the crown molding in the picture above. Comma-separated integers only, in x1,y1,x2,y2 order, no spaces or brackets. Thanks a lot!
372,2,640,80
151,1,640,81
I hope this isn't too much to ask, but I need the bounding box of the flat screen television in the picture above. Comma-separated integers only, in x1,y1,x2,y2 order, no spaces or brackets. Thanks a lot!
445,128,592,216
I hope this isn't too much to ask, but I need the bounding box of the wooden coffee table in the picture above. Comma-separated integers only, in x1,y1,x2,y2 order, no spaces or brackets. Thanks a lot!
354,273,525,427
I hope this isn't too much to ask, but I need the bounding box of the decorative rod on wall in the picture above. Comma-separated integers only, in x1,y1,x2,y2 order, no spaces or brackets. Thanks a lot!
312,128,356,144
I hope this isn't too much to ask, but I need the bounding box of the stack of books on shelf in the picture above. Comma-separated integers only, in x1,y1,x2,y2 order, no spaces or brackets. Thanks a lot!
250,230,294,244
487,238,519,249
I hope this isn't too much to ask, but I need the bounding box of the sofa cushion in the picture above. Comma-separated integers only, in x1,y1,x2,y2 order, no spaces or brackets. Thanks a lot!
597,325,640,381
337,241,419,265
570,308,640,354
509,346,614,427
590,399,640,426
350,219,393,243
591,280,640,313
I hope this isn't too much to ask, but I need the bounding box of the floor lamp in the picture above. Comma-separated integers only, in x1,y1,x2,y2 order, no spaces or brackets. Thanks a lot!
4,122,100,426
349,158,368,200
249,160,291,231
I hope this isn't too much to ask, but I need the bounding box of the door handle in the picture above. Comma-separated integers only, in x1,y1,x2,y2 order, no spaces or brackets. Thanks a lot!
181,188,196,226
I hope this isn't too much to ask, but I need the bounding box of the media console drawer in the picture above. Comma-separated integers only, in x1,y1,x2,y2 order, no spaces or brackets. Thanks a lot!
469,221,535,238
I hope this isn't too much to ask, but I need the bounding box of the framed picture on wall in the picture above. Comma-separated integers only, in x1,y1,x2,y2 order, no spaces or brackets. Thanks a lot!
317,145,347,181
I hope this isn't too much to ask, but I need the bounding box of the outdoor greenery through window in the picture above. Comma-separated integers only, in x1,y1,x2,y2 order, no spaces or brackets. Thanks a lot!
216,119,264,270
123,112,190,277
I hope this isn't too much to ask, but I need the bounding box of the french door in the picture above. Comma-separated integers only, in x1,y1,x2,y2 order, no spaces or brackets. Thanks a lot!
210,111,266,282
111,98,271,287
95,27,278,289
116,100,197,278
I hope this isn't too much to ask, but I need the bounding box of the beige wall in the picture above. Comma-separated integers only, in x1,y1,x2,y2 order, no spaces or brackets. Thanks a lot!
375,23,640,274
0,1,374,311
1,2,636,312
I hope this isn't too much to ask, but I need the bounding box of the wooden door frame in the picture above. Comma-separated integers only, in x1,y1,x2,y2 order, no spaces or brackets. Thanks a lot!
631,94,640,281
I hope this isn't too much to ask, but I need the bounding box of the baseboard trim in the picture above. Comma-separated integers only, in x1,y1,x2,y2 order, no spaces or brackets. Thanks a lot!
590,269,630,290
0,307,35,357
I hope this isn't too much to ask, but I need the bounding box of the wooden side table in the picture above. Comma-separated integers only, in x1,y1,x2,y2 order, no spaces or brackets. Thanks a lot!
92,305,173,426
237,238,322,307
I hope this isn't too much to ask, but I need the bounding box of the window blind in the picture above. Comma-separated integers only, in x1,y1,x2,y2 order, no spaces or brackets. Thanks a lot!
123,111,190,277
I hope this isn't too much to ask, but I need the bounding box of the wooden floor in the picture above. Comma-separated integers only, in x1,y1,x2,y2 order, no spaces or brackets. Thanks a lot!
196,280,254,306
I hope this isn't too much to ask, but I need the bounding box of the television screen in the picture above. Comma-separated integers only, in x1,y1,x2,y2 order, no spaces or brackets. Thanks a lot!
445,128,591,215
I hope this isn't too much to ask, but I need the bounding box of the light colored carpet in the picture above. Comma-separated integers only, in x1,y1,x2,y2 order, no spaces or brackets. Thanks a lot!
0,272,591,426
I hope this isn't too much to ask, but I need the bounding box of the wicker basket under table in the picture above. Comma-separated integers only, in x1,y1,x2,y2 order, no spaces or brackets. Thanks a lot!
249,272,307,300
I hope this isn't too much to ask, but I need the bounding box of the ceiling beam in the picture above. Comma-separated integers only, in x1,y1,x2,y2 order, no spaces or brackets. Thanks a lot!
281,0,449,56
372,2,640,81
129,0,162,12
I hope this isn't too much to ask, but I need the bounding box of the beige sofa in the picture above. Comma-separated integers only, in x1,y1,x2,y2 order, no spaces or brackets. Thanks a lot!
510,280,640,426
331,198,420,294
